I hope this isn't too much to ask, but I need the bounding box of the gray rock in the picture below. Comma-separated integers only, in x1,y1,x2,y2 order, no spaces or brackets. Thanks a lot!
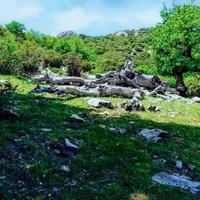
192,97,200,103
175,160,183,170
70,114,85,123
64,139,79,151
121,99,145,112
57,30,77,37
139,129,167,143
152,172,200,195
147,106,160,112
109,128,126,135
40,128,52,132
87,98,114,109
61,165,70,173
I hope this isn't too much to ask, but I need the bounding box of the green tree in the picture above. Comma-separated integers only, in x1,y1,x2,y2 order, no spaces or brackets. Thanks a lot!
15,41,44,74
151,4,200,96
6,21,26,37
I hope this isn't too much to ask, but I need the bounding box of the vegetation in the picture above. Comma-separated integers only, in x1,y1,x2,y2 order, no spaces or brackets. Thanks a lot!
151,4,200,96
0,75,199,200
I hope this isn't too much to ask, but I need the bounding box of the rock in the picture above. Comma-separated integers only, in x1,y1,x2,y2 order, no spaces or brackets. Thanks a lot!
109,128,126,135
64,139,79,151
52,187,60,193
0,109,20,120
115,31,128,37
175,160,183,170
57,30,77,37
192,97,200,103
40,128,52,132
147,105,160,112
60,165,70,173
121,99,145,112
87,98,114,109
152,172,200,195
70,114,85,123
139,129,167,143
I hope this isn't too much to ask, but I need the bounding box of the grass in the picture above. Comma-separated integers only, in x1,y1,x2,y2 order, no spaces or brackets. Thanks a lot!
0,74,200,200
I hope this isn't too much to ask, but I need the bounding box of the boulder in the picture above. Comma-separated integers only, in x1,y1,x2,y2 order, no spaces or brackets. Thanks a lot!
152,172,200,195
60,165,70,173
87,98,114,109
139,129,167,143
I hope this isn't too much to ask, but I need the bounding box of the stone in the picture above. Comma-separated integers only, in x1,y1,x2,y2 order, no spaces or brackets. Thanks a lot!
147,106,160,112
87,98,114,109
64,138,79,151
139,129,167,143
121,99,145,112
150,85,165,96
152,172,200,195
70,114,85,123
109,128,126,135
61,165,70,173
175,160,183,170
40,128,52,132
192,97,200,103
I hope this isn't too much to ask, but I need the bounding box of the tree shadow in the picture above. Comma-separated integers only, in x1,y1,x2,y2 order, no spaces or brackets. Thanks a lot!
0,92,200,200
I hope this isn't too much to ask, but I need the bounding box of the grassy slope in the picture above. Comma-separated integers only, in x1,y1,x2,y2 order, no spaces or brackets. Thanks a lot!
0,74,200,200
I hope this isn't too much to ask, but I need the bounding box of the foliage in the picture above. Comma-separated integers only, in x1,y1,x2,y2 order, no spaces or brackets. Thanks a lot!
185,72,200,96
151,4,200,80
6,21,26,37
0,81,16,109
14,41,44,74
64,53,89,76
0,34,19,73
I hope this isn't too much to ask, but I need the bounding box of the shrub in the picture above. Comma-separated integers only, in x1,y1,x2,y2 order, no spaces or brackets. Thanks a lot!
43,50,63,68
185,73,200,97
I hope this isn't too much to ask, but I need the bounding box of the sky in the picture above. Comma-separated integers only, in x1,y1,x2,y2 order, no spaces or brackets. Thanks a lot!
0,0,199,36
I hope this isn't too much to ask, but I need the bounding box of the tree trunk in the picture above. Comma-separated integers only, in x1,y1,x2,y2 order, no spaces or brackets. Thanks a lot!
174,71,188,97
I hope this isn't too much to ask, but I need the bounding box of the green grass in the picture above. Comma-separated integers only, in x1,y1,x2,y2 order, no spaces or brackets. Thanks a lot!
0,75,200,200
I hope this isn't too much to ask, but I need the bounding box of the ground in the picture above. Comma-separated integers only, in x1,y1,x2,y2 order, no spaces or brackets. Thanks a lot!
0,74,200,200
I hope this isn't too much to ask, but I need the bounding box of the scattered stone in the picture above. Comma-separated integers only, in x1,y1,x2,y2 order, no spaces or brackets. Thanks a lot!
70,114,85,123
0,109,20,120
41,128,52,132
121,99,145,112
109,128,126,135
175,160,183,170
99,125,106,129
64,139,79,151
139,129,167,143
61,165,70,173
192,97,200,103
87,98,114,109
152,172,200,195
147,105,160,112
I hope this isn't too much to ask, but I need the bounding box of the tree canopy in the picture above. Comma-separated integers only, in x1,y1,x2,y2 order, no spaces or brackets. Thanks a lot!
151,4,200,95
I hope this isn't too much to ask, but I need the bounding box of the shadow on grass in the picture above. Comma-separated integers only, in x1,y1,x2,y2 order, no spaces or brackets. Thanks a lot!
0,92,200,200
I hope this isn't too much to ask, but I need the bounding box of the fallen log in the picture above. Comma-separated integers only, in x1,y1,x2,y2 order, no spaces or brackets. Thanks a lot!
32,84,143,98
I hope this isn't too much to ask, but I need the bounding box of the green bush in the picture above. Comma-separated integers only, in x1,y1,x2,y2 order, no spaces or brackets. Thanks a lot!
185,73,200,97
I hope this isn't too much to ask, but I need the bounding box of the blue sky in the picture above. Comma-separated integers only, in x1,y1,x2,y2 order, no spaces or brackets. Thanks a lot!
0,0,199,36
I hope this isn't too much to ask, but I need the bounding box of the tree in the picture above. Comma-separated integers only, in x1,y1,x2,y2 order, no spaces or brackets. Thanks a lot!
64,53,86,77
151,4,200,96
15,41,44,74
6,21,26,37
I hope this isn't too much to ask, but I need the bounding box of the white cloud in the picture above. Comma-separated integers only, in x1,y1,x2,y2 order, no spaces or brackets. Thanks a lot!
52,6,161,35
0,0,43,23
53,7,104,33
